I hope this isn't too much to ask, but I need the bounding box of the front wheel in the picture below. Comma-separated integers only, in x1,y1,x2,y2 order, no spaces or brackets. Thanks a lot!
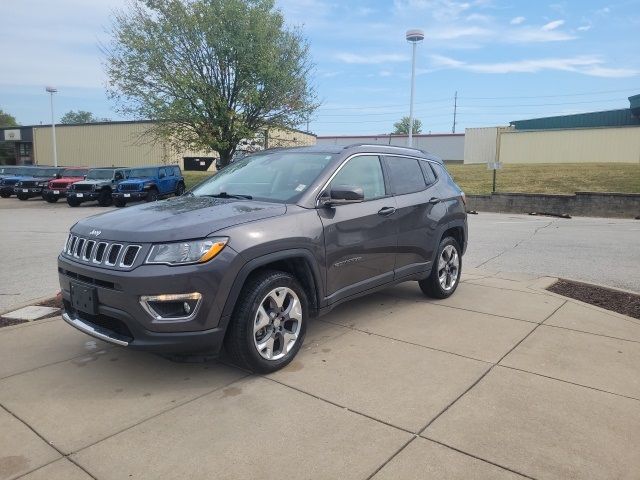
114,198,126,208
67,197,80,207
419,236,462,299
98,190,112,207
45,196,59,203
17,193,28,201
224,270,308,373
145,188,159,202
175,182,185,196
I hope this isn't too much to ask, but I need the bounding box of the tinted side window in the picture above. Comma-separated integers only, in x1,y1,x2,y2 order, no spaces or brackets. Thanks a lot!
420,161,437,185
330,155,386,200
385,156,426,195
174,166,181,177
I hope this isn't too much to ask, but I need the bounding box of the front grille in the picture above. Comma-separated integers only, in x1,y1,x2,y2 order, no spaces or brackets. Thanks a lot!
74,184,94,192
21,180,38,188
50,181,67,189
63,300,133,340
59,268,117,290
64,234,143,270
1,179,19,186
120,183,141,192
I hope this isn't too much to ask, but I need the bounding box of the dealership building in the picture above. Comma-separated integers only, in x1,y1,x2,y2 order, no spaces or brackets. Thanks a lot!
0,120,316,170
464,94,640,165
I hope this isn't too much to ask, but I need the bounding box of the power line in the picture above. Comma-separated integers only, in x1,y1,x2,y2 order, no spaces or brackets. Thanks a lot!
461,87,638,100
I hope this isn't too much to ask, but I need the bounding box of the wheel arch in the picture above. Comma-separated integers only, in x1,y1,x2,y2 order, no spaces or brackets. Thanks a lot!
221,249,323,319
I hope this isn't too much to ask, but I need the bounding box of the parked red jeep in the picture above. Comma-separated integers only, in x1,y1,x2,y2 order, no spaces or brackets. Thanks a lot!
42,168,89,203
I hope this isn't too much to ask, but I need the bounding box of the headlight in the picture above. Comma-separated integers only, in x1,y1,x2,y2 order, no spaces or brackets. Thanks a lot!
145,237,228,265
16,182,22,187
38,181,48,187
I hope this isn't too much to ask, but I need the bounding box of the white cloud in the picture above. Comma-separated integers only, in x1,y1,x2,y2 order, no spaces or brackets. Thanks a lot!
379,70,393,77
428,54,638,77
510,16,526,25
507,26,575,43
577,25,592,31
335,53,409,64
429,26,492,39
541,19,565,31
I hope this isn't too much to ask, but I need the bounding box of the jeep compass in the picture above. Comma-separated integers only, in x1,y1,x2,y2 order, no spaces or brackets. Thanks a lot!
59,145,467,372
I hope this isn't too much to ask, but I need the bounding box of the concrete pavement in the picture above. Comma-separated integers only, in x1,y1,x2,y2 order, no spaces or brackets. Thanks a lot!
1,270,639,480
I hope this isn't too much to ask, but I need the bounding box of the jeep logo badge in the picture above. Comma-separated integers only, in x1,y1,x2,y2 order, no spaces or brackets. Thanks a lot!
89,229,102,236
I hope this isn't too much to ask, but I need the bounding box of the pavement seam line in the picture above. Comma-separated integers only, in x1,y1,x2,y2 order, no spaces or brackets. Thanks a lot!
0,404,98,480
263,375,416,435
417,300,567,436
461,280,559,298
540,322,640,344
497,365,640,403
45,371,251,457
364,436,418,480
421,436,538,480
475,219,557,269
318,318,494,365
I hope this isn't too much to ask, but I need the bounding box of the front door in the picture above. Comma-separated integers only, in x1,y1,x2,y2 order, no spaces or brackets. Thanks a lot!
318,154,397,303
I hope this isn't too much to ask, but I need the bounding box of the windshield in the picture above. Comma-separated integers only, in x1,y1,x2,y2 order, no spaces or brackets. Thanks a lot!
129,167,157,178
0,167,17,174
62,168,88,177
86,169,115,180
192,152,334,202
34,168,60,177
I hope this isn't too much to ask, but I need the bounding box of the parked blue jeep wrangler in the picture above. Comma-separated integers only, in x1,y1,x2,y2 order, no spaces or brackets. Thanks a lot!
112,165,185,207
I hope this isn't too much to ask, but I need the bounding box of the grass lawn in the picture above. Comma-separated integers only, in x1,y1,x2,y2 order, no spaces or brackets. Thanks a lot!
446,163,640,195
183,171,215,189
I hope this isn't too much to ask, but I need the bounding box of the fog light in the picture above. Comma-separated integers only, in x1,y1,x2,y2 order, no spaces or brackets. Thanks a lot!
139,293,202,321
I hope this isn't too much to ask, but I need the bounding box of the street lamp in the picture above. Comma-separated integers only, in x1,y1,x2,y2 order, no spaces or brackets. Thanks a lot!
45,86,58,167
406,29,424,148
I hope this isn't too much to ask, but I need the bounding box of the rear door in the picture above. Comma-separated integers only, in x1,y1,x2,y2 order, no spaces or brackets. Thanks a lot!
157,167,172,194
318,154,398,303
383,155,440,278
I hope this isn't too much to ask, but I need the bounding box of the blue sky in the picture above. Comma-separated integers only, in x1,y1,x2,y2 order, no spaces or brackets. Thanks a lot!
1,0,638,135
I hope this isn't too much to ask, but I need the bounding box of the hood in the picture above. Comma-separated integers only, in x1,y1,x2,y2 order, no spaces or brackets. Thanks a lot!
72,195,287,243
50,177,83,186
74,179,108,186
121,177,152,185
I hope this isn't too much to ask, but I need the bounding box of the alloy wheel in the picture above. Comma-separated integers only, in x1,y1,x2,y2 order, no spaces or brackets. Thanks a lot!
253,287,302,361
438,244,459,291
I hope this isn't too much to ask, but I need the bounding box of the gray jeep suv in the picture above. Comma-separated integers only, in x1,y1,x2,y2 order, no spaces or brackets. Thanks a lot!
59,145,467,372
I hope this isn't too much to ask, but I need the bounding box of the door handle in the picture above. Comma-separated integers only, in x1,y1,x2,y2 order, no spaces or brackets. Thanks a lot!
378,206,396,216
428,197,441,205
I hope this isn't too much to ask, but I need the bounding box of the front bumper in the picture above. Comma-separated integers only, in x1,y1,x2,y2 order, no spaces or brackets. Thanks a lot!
0,186,16,196
112,191,147,201
57,249,239,354
68,191,99,201
14,187,44,198
43,188,69,198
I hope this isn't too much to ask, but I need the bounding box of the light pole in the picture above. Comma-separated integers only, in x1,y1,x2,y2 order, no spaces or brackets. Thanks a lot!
45,86,58,167
406,29,424,147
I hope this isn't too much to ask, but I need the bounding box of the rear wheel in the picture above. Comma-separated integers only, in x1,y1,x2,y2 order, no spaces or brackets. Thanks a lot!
45,195,59,203
0,192,10,198
146,188,159,202
98,190,113,207
67,197,80,207
114,198,126,208
175,182,185,196
419,236,462,299
225,270,307,373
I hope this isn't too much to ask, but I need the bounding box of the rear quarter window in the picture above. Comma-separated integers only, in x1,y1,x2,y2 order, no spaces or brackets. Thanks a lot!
384,156,427,195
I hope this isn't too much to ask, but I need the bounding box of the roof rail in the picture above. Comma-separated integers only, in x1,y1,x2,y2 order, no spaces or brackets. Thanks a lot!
343,143,432,155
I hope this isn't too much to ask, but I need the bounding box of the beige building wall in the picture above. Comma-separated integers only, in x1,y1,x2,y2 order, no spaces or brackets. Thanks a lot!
498,126,640,164
33,122,316,168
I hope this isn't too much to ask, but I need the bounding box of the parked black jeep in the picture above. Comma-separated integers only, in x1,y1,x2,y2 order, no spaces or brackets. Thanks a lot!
67,168,130,207
59,145,467,373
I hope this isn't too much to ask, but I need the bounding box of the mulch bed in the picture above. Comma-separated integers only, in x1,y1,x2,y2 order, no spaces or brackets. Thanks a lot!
547,279,640,319
0,293,63,328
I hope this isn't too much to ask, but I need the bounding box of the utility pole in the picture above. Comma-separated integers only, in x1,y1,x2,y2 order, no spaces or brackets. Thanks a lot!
405,29,424,147
452,91,458,134
45,86,58,167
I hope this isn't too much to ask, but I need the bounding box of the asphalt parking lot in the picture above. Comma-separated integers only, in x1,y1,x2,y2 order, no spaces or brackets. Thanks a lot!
1,199,639,479
0,199,638,312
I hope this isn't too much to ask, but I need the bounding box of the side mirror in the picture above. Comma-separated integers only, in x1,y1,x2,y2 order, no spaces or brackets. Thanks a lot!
321,185,364,206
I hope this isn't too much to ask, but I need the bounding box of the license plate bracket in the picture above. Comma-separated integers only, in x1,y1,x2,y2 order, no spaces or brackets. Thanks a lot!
70,282,98,315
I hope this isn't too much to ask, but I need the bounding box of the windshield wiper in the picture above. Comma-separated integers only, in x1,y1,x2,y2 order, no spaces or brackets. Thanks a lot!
206,192,253,200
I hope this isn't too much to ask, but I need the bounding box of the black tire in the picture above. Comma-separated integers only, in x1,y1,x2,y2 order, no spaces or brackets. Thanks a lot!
67,197,80,207
114,198,126,208
175,182,185,196
224,270,308,373
17,193,28,201
145,188,159,202
418,236,462,299
45,195,59,203
0,192,10,198
98,190,113,207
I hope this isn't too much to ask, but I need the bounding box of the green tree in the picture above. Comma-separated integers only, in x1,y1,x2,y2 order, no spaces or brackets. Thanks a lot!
60,110,100,124
104,0,317,167
393,116,422,135
0,109,18,127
